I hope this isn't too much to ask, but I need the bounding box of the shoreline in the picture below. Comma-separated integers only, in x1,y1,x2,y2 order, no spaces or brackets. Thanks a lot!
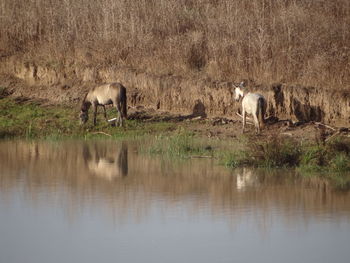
1,97,350,189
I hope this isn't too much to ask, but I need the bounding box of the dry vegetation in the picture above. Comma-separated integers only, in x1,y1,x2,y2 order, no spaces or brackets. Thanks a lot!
1,0,350,88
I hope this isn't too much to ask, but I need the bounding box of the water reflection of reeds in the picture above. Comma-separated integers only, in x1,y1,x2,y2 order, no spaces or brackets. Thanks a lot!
1,140,350,227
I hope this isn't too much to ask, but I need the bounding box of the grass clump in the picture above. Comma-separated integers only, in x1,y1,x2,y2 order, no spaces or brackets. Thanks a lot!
243,136,302,168
299,145,326,172
219,151,247,168
214,136,302,169
230,136,350,173
146,132,213,159
330,154,350,173
300,139,350,173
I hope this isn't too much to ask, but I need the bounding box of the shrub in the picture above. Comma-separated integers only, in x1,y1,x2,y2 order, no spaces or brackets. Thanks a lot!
147,133,213,158
247,137,302,168
300,138,350,173
330,154,350,173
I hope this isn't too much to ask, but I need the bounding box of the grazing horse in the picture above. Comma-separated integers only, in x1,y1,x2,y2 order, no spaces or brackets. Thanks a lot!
80,82,127,126
234,82,266,134
83,143,128,181
236,168,260,191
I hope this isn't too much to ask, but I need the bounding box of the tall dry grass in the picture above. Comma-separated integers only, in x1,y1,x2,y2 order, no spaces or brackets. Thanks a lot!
1,0,349,88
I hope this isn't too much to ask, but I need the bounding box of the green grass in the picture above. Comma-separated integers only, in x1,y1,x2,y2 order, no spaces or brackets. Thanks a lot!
298,139,350,173
0,98,73,138
330,154,350,173
216,146,248,168
0,97,175,140
144,132,214,158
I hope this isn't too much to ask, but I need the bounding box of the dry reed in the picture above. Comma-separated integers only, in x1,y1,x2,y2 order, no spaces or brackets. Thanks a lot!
1,0,349,88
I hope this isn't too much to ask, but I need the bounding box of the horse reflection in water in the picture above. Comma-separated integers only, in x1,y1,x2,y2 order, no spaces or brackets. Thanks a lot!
236,168,260,190
83,143,128,181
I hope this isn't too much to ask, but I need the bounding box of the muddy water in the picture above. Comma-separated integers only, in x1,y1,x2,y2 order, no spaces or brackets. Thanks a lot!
0,140,350,263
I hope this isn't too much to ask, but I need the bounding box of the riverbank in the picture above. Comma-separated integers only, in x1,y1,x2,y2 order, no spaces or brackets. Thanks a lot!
0,96,176,139
1,96,349,189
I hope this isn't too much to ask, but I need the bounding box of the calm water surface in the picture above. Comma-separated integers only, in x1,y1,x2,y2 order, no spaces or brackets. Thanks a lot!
0,140,350,263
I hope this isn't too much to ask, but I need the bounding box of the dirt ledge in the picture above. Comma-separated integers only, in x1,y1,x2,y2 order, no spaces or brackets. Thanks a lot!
0,57,349,127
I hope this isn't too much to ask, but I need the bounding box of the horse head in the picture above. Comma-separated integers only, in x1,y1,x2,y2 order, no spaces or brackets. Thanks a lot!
234,81,245,101
79,110,89,124
79,100,91,124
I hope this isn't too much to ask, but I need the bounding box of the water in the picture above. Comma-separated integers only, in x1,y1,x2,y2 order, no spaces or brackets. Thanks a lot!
0,140,350,263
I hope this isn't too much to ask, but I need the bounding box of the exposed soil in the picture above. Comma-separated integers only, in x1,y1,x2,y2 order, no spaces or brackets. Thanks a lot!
126,105,345,144
1,57,349,125
0,57,349,143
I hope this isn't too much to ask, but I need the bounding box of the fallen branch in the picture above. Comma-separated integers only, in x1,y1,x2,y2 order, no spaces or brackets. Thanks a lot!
186,116,203,122
325,131,340,142
314,122,336,131
108,118,117,122
91,131,112,137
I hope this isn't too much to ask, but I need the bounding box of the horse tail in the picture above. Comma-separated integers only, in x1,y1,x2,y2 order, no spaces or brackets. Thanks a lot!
257,97,265,128
120,86,127,119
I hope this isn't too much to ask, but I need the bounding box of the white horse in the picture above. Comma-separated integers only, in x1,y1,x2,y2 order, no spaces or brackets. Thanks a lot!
236,168,260,191
234,82,267,134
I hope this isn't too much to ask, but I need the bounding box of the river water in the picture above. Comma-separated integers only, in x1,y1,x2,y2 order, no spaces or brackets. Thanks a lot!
0,140,349,263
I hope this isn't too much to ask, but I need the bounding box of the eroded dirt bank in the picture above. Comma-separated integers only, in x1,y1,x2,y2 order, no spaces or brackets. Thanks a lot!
1,57,349,127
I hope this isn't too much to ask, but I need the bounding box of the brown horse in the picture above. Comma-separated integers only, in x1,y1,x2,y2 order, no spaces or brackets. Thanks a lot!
80,82,127,126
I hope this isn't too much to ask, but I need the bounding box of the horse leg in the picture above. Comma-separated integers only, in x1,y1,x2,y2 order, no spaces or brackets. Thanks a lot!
93,104,98,126
116,103,122,127
242,110,246,133
119,102,124,127
102,105,108,123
